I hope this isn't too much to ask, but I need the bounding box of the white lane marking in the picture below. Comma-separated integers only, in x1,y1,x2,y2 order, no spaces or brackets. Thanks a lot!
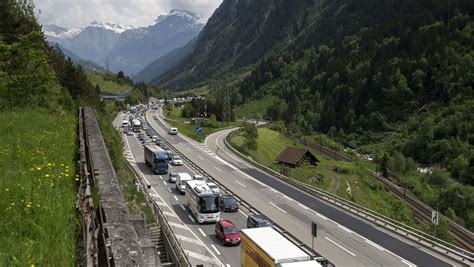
268,201,287,214
159,175,163,180
163,181,167,186
234,180,247,188
298,203,310,210
188,215,196,223
168,187,172,192
214,166,223,172
198,228,206,237
198,156,204,160
338,225,353,234
365,239,385,251
175,234,201,245
270,188,278,193
184,250,220,265
316,213,329,220
324,237,356,257
168,222,188,230
173,195,179,201
163,211,177,217
226,265,231,267
283,195,293,202
180,204,186,211
211,244,221,255
401,259,416,267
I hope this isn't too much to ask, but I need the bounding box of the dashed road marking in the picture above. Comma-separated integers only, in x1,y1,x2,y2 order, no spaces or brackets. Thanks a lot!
168,222,188,230
268,201,287,214
235,180,246,188
298,203,310,210
198,228,206,237
324,237,356,257
365,239,384,251
163,211,177,217
214,167,223,172
168,188,172,193
184,250,220,265
211,244,221,255
188,215,196,223
338,225,353,234
175,234,201,245
180,204,186,211
173,195,179,201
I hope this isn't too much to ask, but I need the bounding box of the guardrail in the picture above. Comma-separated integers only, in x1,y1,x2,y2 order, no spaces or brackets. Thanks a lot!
125,163,191,267
223,130,473,265
144,111,333,267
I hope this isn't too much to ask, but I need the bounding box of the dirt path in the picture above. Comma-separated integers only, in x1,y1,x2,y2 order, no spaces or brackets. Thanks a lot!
327,175,341,194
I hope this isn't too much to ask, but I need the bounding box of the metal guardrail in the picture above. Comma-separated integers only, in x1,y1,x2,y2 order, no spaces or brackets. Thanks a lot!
125,163,191,267
223,130,474,265
144,111,333,267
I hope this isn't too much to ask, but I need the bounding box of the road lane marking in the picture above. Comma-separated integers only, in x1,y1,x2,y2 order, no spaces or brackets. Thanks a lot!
338,225,353,234
173,195,179,201
211,244,221,255
168,222,188,230
188,215,196,223
184,250,220,265
163,211,177,217
401,259,416,267
226,265,230,267
365,239,384,251
163,181,167,185
180,204,186,211
198,156,204,160
283,195,293,202
316,213,329,220
198,228,206,237
235,180,247,188
175,234,201,245
168,188,172,193
298,203,310,210
324,237,356,257
268,201,287,214
159,175,163,180
214,167,223,172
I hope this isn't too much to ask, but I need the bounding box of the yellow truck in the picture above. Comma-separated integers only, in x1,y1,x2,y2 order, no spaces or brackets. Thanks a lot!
241,227,322,267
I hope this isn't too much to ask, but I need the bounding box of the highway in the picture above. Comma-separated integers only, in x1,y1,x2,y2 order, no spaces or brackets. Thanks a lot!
144,107,452,267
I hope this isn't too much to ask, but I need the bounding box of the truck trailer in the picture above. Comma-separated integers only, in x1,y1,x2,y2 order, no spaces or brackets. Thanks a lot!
240,227,321,267
132,119,141,132
144,145,168,174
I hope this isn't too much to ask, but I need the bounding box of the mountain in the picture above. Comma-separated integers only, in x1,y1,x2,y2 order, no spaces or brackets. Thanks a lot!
53,44,106,72
134,38,196,84
159,0,318,89
43,9,203,75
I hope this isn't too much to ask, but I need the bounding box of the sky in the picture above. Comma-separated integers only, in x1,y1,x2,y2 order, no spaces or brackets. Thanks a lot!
33,0,223,28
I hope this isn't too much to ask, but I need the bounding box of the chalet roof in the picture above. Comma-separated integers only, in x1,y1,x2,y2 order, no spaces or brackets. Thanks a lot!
276,147,318,165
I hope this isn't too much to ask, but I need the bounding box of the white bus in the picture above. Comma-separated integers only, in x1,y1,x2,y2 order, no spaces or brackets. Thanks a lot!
186,180,220,223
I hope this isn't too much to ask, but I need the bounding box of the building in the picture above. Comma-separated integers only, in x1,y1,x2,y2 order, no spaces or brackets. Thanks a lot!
275,146,319,168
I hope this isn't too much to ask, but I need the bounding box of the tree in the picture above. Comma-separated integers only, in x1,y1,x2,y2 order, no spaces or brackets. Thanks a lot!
117,71,125,79
242,123,258,151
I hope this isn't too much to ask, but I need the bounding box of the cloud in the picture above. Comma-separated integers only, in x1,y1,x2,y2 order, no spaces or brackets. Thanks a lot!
33,0,222,28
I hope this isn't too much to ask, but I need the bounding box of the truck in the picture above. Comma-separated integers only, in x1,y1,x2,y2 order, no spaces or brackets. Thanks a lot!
144,145,168,174
240,227,321,267
132,119,141,132
175,173,193,194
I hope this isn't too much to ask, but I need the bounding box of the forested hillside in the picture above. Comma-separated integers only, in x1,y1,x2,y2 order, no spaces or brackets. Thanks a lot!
236,1,474,229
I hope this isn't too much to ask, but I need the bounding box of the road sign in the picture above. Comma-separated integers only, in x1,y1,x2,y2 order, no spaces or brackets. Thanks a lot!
195,127,202,134
311,221,317,237
431,211,439,225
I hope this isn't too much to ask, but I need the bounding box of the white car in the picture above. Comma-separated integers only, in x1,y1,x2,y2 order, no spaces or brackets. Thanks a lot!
171,155,183,166
193,175,204,181
207,182,220,194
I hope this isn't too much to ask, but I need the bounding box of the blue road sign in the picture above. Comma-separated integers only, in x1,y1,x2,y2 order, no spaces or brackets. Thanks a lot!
195,127,202,134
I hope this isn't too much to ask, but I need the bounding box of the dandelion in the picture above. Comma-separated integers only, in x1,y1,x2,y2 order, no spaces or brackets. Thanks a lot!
75,178,79,181
5,188,9,192
27,204,31,208
47,163,52,166
36,166,42,171
44,174,50,178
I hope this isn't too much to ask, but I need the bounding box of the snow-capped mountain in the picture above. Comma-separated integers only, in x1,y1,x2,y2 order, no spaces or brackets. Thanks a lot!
44,10,204,74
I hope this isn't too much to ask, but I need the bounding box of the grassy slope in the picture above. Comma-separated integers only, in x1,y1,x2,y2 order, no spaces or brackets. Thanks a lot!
229,127,415,225
0,111,78,265
86,72,132,93
234,96,276,118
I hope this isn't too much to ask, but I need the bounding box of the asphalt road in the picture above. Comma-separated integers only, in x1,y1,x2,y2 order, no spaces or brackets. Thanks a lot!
144,109,451,267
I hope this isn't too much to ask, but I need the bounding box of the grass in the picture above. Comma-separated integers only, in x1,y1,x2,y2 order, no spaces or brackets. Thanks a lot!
229,127,416,226
234,96,276,119
96,111,154,223
86,72,132,94
0,110,78,266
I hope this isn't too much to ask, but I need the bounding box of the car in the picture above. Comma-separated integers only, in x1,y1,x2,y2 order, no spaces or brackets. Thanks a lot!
219,195,238,212
167,151,176,160
151,135,159,142
138,133,145,140
160,143,170,150
168,172,178,183
215,219,241,246
207,182,220,194
168,127,178,135
143,139,152,145
171,155,183,166
127,129,134,136
193,175,204,181
247,214,272,228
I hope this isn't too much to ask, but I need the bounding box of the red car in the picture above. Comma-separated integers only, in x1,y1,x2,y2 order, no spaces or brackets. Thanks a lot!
215,219,241,246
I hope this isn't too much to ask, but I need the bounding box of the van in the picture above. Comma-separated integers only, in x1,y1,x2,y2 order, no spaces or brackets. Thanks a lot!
168,127,178,135
176,173,192,194
193,174,204,181
247,214,272,228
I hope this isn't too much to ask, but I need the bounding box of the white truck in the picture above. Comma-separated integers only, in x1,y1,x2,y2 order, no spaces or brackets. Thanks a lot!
175,173,193,194
240,227,321,267
132,119,141,132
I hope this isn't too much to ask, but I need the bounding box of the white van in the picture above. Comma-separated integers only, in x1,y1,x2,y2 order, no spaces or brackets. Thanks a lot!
176,173,192,194
168,127,178,135
122,120,130,128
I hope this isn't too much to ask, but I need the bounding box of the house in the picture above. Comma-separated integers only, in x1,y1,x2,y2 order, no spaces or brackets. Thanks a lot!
275,146,319,168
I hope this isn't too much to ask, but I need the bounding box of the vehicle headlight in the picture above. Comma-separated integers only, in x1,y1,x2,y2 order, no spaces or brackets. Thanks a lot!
225,239,230,241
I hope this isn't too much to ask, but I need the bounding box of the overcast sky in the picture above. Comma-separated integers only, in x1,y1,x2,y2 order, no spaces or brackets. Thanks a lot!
33,0,223,28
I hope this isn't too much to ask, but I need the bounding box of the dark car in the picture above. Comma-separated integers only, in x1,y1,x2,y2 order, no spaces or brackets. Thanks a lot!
215,219,241,246
247,214,272,228
159,143,170,150
166,151,176,160
219,195,239,212
138,133,145,140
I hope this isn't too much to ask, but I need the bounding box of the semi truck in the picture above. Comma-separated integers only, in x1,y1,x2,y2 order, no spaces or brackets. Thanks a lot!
240,227,321,267
132,119,141,132
144,145,168,174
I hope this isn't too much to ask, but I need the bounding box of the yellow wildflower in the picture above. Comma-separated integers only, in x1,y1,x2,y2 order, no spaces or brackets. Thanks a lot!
36,167,42,171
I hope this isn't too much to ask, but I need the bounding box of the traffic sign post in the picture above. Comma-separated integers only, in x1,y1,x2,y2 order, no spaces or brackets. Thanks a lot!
195,127,202,134
431,210,439,236
311,221,317,250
